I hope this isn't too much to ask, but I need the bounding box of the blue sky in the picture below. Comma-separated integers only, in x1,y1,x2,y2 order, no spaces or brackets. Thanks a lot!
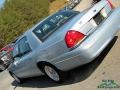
0,0,5,8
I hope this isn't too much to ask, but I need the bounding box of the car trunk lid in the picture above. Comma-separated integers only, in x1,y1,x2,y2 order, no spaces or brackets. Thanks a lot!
70,0,114,35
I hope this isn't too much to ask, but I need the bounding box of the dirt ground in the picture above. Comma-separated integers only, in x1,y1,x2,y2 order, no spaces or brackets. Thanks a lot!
0,0,120,90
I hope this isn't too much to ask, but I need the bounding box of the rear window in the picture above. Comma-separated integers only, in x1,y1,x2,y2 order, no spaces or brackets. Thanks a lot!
33,11,78,41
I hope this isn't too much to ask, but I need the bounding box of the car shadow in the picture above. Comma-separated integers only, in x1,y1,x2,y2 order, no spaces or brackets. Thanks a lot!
11,36,118,88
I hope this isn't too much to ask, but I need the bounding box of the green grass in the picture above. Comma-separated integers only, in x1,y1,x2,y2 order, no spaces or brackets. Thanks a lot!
0,0,49,46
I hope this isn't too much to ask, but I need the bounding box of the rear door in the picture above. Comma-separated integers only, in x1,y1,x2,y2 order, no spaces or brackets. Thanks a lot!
13,37,38,77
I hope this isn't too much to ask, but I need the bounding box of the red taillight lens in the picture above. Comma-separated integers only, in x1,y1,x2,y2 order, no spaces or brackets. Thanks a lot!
107,0,114,9
65,30,85,48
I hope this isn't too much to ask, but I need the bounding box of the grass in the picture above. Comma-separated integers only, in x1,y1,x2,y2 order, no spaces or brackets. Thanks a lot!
49,0,67,14
0,0,66,47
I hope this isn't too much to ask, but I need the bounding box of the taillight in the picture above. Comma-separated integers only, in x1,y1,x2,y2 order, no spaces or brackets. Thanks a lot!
107,0,114,9
65,30,85,48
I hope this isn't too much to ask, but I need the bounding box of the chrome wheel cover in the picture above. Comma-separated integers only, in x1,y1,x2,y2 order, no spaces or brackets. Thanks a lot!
44,66,60,82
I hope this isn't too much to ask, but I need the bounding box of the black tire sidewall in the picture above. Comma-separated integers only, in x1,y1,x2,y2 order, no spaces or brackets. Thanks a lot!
9,72,23,84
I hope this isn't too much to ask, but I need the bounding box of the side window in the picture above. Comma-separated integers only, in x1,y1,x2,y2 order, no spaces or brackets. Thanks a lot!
13,37,31,57
18,37,31,55
33,11,78,41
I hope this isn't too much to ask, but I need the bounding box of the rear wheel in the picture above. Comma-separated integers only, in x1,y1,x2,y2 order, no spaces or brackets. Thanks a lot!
42,64,67,83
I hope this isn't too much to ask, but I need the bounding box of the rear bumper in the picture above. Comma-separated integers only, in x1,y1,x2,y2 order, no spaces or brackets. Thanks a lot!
53,8,120,71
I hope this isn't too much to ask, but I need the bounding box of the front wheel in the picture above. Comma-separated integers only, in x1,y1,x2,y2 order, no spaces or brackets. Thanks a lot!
9,72,23,84
43,64,66,83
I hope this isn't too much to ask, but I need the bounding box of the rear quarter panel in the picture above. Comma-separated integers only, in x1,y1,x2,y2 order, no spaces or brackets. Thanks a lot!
45,8,120,71
35,12,86,62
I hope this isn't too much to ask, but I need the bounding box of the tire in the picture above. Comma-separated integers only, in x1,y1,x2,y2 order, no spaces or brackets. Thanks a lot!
9,72,23,84
42,64,67,83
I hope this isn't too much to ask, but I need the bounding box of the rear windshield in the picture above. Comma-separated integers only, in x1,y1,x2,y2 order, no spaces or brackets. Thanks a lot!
33,11,78,41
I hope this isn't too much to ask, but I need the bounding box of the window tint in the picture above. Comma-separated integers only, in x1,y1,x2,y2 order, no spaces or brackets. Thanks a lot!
13,44,19,58
33,11,78,41
18,37,31,55
13,37,31,57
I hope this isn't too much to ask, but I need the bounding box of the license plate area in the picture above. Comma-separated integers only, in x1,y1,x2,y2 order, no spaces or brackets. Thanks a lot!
93,11,105,25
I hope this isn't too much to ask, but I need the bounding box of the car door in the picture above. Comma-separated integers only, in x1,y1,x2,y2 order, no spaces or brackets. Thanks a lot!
13,36,40,78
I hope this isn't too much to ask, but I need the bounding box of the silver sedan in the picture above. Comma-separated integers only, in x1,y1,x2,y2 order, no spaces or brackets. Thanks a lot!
8,0,120,83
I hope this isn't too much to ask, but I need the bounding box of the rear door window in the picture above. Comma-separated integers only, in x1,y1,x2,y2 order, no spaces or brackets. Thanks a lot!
33,11,78,41
18,37,31,55
13,37,31,58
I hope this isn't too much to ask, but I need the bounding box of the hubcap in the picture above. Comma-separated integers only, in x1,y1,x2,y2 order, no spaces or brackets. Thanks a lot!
44,66,60,82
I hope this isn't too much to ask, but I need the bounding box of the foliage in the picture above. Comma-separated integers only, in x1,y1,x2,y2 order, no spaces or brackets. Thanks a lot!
49,0,67,14
0,0,49,45
0,0,66,47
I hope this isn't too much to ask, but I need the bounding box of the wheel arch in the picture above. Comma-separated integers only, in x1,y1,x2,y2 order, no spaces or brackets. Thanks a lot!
36,61,58,72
